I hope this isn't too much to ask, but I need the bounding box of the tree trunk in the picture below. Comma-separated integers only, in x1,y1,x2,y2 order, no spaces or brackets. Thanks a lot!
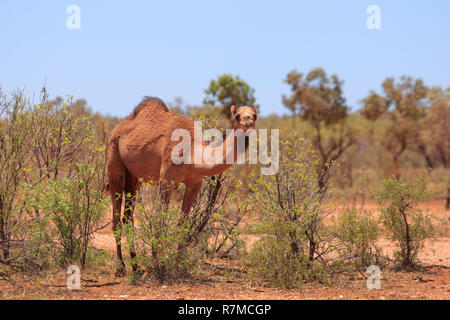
393,155,401,180
401,206,412,266
0,195,10,260
308,238,316,262
417,144,434,169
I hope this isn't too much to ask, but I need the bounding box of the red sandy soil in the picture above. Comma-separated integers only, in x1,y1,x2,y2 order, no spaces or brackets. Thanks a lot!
0,201,448,300
1,262,448,300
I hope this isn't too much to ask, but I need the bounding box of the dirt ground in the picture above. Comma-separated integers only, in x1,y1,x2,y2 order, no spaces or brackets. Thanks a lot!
1,200,449,300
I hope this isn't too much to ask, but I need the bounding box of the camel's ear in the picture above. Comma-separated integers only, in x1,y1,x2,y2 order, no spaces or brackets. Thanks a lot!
253,107,258,115
230,105,237,116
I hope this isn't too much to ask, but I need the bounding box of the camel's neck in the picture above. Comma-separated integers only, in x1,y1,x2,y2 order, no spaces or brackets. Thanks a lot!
192,128,246,176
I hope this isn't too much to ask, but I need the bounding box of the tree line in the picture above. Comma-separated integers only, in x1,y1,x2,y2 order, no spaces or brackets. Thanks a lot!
195,70,450,209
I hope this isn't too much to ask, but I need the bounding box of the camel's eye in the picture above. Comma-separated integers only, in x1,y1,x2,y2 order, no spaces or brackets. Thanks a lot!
235,114,240,121
253,114,258,121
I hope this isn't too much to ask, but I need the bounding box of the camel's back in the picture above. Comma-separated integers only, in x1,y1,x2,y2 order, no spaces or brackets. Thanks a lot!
109,97,194,180
110,97,194,144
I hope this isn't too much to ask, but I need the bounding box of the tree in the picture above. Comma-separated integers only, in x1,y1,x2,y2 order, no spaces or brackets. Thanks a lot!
282,71,304,128
282,68,356,190
362,76,428,178
360,91,390,121
417,86,450,209
376,177,434,268
204,74,258,118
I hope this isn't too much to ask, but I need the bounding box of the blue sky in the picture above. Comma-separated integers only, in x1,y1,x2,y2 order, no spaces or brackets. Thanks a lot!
1,0,449,117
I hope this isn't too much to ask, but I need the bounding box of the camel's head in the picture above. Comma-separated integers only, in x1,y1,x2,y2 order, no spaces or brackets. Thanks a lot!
231,105,258,132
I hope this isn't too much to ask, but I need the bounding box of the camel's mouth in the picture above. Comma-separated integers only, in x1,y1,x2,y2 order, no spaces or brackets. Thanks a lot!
238,126,254,133
242,122,255,131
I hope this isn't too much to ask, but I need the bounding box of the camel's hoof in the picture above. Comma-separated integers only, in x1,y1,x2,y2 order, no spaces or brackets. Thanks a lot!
115,266,126,278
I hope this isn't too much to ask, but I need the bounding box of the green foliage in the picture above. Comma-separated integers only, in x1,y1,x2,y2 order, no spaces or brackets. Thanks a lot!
127,171,246,283
39,160,108,267
0,90,55,279
376,177,435,268
0,89,109,284
205,172,246,258
248,136,333,288
85,248,114,271
204,74,259,118
248,230,329,288
28,92,109,269
283,68,348,125
30,91,94,180
127,182,209,283
332,208,381,267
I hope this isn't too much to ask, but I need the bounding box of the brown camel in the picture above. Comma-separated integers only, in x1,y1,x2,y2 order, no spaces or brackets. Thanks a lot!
106,97,257,276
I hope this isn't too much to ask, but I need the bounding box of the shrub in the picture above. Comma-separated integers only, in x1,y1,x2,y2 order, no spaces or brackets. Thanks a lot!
332,208,381,267
207,203,245,259
38,145,108,268
128,180,216,283
376,177,435,268
248,136,334,288
130,207,205,283
0,91,54,282
11,90,110,270
126,165,247,283
204,172,246,259
248,216,330,288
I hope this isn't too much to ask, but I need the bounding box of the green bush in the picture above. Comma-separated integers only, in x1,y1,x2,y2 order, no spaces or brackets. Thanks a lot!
128,181,213,283
204,172,246,259
3,91,110,272
38,151,108,268
248,136,333,288
0,91,55,281
248,216,329,288
332,208,381,267
376,177,435,268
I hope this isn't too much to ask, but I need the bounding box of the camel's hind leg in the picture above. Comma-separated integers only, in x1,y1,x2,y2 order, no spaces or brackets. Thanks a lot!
107,142,126,277
122,170,142,275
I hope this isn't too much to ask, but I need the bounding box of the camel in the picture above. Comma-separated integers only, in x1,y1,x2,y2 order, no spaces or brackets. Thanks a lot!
106,97,258,276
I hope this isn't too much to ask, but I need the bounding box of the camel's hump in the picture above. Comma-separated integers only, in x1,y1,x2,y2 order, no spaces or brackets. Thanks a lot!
130,96,169,119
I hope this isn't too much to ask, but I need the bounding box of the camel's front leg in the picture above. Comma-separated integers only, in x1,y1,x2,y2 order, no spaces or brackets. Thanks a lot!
159,180,176,211
181,181,203,216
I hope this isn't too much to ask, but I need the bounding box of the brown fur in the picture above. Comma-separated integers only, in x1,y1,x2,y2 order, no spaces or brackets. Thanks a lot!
107,97,257,276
